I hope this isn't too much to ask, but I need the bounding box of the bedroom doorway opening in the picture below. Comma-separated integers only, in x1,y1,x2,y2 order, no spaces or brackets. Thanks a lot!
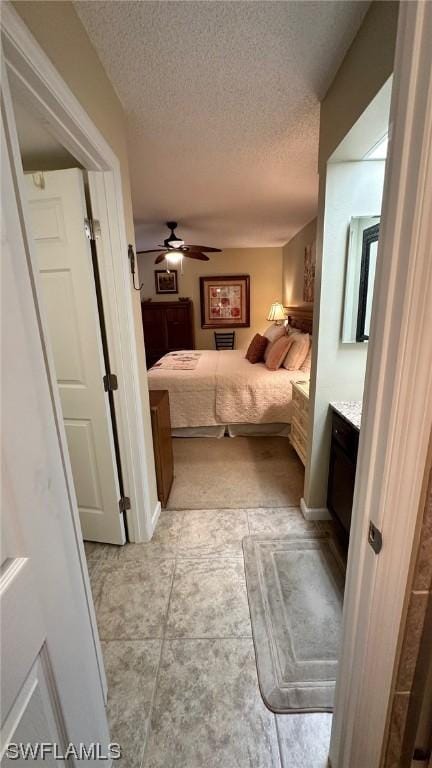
144,305,314,512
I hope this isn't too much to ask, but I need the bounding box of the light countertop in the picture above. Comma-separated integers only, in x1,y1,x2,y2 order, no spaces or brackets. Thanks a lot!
330,400,362,431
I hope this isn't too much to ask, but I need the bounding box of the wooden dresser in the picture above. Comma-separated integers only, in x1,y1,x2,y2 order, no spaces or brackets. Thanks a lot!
149,390,174,507
141,299,194,368
290,380,309,465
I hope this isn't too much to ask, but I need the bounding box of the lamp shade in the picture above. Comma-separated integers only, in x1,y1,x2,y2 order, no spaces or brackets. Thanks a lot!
266,301,286,323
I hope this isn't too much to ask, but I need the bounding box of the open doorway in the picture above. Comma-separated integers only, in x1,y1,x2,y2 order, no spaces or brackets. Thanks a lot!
11,90,127,546
139,254,308,512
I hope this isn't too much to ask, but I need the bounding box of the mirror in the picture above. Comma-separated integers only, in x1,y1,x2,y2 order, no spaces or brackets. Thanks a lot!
342,216,380,343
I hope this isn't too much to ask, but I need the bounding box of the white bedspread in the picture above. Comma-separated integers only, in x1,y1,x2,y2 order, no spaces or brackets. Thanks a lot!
147,350,307,429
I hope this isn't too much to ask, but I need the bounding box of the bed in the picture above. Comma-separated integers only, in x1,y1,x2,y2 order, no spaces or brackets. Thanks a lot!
147,305,313,437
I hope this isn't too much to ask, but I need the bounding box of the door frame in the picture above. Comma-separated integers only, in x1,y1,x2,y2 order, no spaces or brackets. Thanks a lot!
1,78,111,757
1,3,160,545
330,2,432,766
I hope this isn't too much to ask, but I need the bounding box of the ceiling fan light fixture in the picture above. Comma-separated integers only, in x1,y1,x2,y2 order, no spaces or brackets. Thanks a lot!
165,251,182,266
167,238,184,249
164,221,184,249
151,222,220,266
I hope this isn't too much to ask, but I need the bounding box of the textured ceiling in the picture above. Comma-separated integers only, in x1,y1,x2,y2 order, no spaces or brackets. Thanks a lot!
75,1,369,248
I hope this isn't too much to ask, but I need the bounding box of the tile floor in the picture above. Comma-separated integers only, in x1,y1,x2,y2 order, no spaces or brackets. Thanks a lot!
85,507,332,768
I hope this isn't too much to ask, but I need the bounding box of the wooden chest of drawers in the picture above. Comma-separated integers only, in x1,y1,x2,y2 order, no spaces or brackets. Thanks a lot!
142,300,195,369
290,380,310,465
149,390,174,507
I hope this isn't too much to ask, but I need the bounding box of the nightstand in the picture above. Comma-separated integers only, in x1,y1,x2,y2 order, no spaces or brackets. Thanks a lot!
290,380,310,465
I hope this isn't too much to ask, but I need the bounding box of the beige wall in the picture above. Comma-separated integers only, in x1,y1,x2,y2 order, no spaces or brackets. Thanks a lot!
13,1,159,520
138,248,283,350
282,218,317,307
319,0,399,171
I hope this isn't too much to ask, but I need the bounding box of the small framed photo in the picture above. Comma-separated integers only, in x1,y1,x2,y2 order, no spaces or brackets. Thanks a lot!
155,269,178,294
200,274,250,328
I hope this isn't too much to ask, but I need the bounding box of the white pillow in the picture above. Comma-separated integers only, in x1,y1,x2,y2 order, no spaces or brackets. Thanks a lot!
263,324,287,344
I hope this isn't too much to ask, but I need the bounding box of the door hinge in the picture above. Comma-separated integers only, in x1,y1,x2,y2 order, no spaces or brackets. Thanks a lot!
119,496,131,514
84,218,101,241
368,521,383,554
103,373,118,392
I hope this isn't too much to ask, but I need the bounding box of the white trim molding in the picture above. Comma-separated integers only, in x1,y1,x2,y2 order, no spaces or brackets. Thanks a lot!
300,498,331,522
1,3,158,543
330,2,432,766
151,501,162,533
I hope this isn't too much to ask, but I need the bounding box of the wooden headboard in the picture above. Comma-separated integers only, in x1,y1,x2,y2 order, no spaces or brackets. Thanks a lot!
285,304,313,335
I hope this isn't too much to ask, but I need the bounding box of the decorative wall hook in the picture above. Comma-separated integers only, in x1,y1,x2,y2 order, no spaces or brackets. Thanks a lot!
128,244,143,291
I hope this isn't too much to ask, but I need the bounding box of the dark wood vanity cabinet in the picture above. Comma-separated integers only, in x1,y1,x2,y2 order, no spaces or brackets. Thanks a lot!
327,410,359,547
141,300,195,368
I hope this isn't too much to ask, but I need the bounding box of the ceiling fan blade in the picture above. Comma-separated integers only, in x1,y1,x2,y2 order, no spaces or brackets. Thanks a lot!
154,253,166,264
137,249,165,254
185,245,221,253
184,252,210,261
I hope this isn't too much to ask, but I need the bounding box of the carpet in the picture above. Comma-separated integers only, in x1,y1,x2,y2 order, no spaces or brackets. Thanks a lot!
167,436,304,510
243,534,345,713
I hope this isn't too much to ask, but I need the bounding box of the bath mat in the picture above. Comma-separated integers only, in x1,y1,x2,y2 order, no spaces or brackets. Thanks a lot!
243,533,345,713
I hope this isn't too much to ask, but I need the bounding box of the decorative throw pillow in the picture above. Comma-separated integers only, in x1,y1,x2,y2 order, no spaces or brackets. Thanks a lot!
282,333,310,370
263,326,287,362
263,323,287,344
245,333,268,363
300,346,312,373
263,339,273,362
265,335,293,371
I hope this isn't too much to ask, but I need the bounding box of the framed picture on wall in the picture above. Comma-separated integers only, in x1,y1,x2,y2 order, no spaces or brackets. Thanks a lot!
155,269,178,294
200,274,250,329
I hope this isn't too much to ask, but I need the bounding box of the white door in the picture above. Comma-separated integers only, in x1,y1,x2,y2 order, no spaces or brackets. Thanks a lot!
25,169,125,545
1,113,110,763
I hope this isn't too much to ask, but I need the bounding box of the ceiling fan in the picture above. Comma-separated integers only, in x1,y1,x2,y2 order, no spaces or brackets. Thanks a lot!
136,221,221,266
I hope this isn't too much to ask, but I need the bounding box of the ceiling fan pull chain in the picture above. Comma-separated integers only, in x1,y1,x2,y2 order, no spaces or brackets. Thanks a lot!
128,244,144,291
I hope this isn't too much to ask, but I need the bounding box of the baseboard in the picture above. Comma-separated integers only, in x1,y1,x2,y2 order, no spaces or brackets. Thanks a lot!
127,500,161,543
150,500,161,536
300,497,332,521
